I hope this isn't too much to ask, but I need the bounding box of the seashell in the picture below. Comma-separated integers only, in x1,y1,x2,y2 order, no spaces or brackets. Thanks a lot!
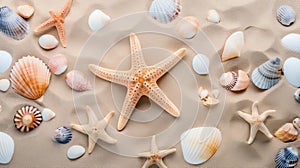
275,147,298,168
47,54,68,75
283,57,300,87
0,79,10,92
42,108,56,122
198,87,209,100
67,145,86,160
281,33,300,53
294,89,300,103
38,34,59,50
251,57,282,90
192,54,209,75
53,126,72,144
0,132,14,164
274,123,298,143
207,9,220,23
176,16,200,39
17,5,34,19
149,0,182,24
10,56,51,103
88,9,111,31
198,87,219,107
0,6,30,40
221,31,244,62
0,50,12,73
13,105,43,132
277,5,296,26
219,70,250,91
181,127,222,165
65,70,92,92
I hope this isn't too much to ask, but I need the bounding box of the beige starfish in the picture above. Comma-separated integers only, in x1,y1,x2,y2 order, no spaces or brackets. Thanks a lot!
237,101,276,144
34,0,72,48
70,106,117,154
138,135,176,168
89,33,186,131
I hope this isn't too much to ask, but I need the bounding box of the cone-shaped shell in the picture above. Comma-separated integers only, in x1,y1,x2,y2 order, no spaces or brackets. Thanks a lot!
275,147,298,168
13,105,43,132
181,127,222,165
220,70,250,91
0,132,14,164
274,123,298,142
149,0,182,24
53,126,72,144
277,5,296,26
221,31,244,62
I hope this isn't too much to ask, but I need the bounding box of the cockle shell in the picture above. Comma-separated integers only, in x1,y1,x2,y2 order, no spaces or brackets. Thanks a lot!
0,6,30,40
176,16,200,39
277,5,296,26
294,89,300,103
67,145,86,160
207,9,220,23
47,54,68,75
42,108,56,122
0,79,10,92
283,57,300,87
192,54,209,75
0,50,12,73
275,147,298,168
281,33,300,53
65,70,92,92
0,132,14,164
13,105,43,132
274,121,299,143
10,56,51,102
251,57,282,90
221,31,244,62
181,127,222,165
219,70,250,92
88,9,111,31
149,0,182,24
53,126,72,144
38,34,59,50
17,5,34,19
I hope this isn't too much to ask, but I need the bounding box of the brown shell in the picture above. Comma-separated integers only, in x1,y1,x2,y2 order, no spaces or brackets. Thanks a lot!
13,105,43,132
274,123,298,142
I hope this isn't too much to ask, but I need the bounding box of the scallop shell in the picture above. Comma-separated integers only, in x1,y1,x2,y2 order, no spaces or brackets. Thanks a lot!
281,33,300,53
207,9,220,23
221,31,244,62
42,108,56,122
17,5,34,19
0,132,14,164
251,57,282,90
53,126,72,144
13,105,43,132
149,0,182,24
0,50,12,73
294,89,300,103
274,123,298,142
0,6,30,40
47,54,68,75
277,5,296,26
220,70,250,91
10,56,51,102
181,127,222,165
176,16,200,39
283,57,300,87
275,147,298,168
0,79,10,92
67,145,86,160
192,54,209,75
88,9,111,31
38,34,59,50
65,70,92,92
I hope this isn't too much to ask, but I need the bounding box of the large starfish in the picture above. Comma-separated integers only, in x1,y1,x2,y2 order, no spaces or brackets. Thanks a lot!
34,0,72,48
70,106,117,154
237,101,276,144
138,135,176,168
89,33,186,130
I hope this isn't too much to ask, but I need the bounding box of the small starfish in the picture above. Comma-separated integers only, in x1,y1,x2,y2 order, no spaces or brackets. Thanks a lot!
237,101,276,144
70,106,117,154
89,33,186,130
34,0,73,48
138,135,176,168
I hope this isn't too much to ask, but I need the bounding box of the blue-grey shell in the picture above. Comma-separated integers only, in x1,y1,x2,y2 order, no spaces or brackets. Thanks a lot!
275,147,298,168
277,5,296,26
52,126,72,144
294,89,300,103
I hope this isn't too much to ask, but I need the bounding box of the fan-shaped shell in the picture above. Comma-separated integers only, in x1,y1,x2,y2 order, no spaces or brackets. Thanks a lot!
294,89,300,103
192,54,209,75
275,147,298,168
0,132,14,164
65,70,92,92
277,5,296,26
274,123,298,142
283,57,300,87
176,16,200,39
281,33,300,53
10,56,51,101
181,127,222,165
0,6,30,40
47,54,68,75
220,70,250,91
149,0,182,24
251,57,282,90
13,105,43,132
53,126,72,144
221,31,244,62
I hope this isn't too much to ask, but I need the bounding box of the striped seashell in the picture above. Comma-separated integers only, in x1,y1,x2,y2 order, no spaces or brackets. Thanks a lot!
221,31,244,62
0,132,14,164
13,105,43,132
277,5,296,26
220,70,250,92
53,126,72,144
149,0,182,24
275,147,298,168
192,54,209,75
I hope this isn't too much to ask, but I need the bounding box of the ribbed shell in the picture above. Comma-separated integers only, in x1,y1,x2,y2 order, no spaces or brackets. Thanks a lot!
53,126,72,144
149,0,182,24
274,123,298,142
192,54,209,75
0,6,30,40
10,56,51,100
277,5,296,26
0,132,14,164
275,147,298,168
13,105,43,132
219,71,237,90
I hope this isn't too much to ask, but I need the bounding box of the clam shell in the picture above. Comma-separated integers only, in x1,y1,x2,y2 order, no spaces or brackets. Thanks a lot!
53,126,72,144
0,50,12,73
176,16,200,39
67,145,85,160
10,56,51,101
88,9,111,31
42,108,56,122
181,127,222,165
283,57,300,87
274,123,298,142
207,9,220,23
0,6,30,40
47,54,68,75
0,132,14,164
219,71,237,90
38,34,59,50
65,70,92,92
277,5,296,26
13,105,43,132
251,57,282,90
221,31,244,62
281,33,300,53
192,54,209,75
275,147,298,168
0,79,10,92
17,5,34,19
149,0,182,24
294,89,300,103
231,70,250,91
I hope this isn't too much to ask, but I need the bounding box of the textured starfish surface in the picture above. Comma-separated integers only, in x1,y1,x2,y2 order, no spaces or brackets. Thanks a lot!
237,101,276,144
34,0,72,48
70,106,117,154
89,33,186,131
138,135,176,168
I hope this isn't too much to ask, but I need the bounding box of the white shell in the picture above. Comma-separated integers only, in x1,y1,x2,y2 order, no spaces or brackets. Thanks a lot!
149,0,182,24
17,5,34,19
198,88,209,100
0,50,12,73
221,31,244,62
88,9,111,31
281,33,300,53
42,108,56,122
67,145,86,160
207,9,220,23
181,127,222,165
47,54,68,75
38,34,59,50
65,70,92,92
0,132,14,164
283,57,300,87
192,54,209,75
0,79,10,92
176,16,200,39
295,89,300,103
277,5,296,26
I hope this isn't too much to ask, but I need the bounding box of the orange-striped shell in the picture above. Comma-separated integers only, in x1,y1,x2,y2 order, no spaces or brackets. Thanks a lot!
13,105,43,132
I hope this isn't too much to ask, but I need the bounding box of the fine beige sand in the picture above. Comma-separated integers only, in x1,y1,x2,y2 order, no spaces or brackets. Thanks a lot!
1,0,300,167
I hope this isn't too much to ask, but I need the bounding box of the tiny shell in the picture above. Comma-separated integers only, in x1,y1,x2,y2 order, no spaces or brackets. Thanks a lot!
0,50,12,73
38,34,59,50
149,0,182,24
65,70,92,92
88,9,111,31
294,89,300,103
198,87,209,100
277,5,296,26
283,57,300,87
221,31,244,62
0,79,10,92
42,108,56,122
198,87,219,107
219,70,250,92
53,126,72,144
176,16,200,39
17,5,34,19
281,33,300,53
212,89,219,98
207,9,220,23
0,132,14,164
67,145,86,160
13,105,43,132
47,54,68,75
192,54,209,75
275,147,298,168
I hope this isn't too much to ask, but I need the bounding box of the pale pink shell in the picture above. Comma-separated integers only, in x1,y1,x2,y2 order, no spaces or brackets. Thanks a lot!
47,54,68,75
65,70,92,92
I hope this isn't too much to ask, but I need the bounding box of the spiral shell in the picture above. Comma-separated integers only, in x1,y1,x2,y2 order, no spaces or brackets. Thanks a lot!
53,126,72,144
149,0,182,24
0,132,14,164
277,5,296,26
219,70,250,92
275,147,298,168
13,105,43,132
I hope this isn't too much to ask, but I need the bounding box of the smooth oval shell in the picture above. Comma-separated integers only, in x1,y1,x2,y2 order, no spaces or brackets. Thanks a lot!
277,5,296,26
38,34,59,50
0,132,14,164
0,79,10,92
181,127,222,165
176,16,200,39
192,54,209,75
207,9,220,23
88,9,111,31
53,126,72,144
42,108,56,122
13,105,43,132
294,89,300,103
17,5,34,19
274,123,298,142
275,147,298,168
281,33,300,53
0,50,12,73
65,70,92,92
149,0,182,24
221,31,244,62
47,54,68,75
283,57,300,87
67,145,86,160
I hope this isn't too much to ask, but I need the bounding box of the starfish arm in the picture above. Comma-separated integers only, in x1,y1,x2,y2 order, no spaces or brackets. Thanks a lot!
34,18,56,32
141,160,152,168
138,152,152,158
259,123,273,139
130,33,146,70
85,106,99,125
70,124,87,134
247,125,259,144
157,159,168,168
151,135,159,153
98,131,117,144
237,111,252,123
159,148,176,158
87,137,97,154
260,110,276,121
55,22,67,48
251,101,259,116
59,0,73,18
